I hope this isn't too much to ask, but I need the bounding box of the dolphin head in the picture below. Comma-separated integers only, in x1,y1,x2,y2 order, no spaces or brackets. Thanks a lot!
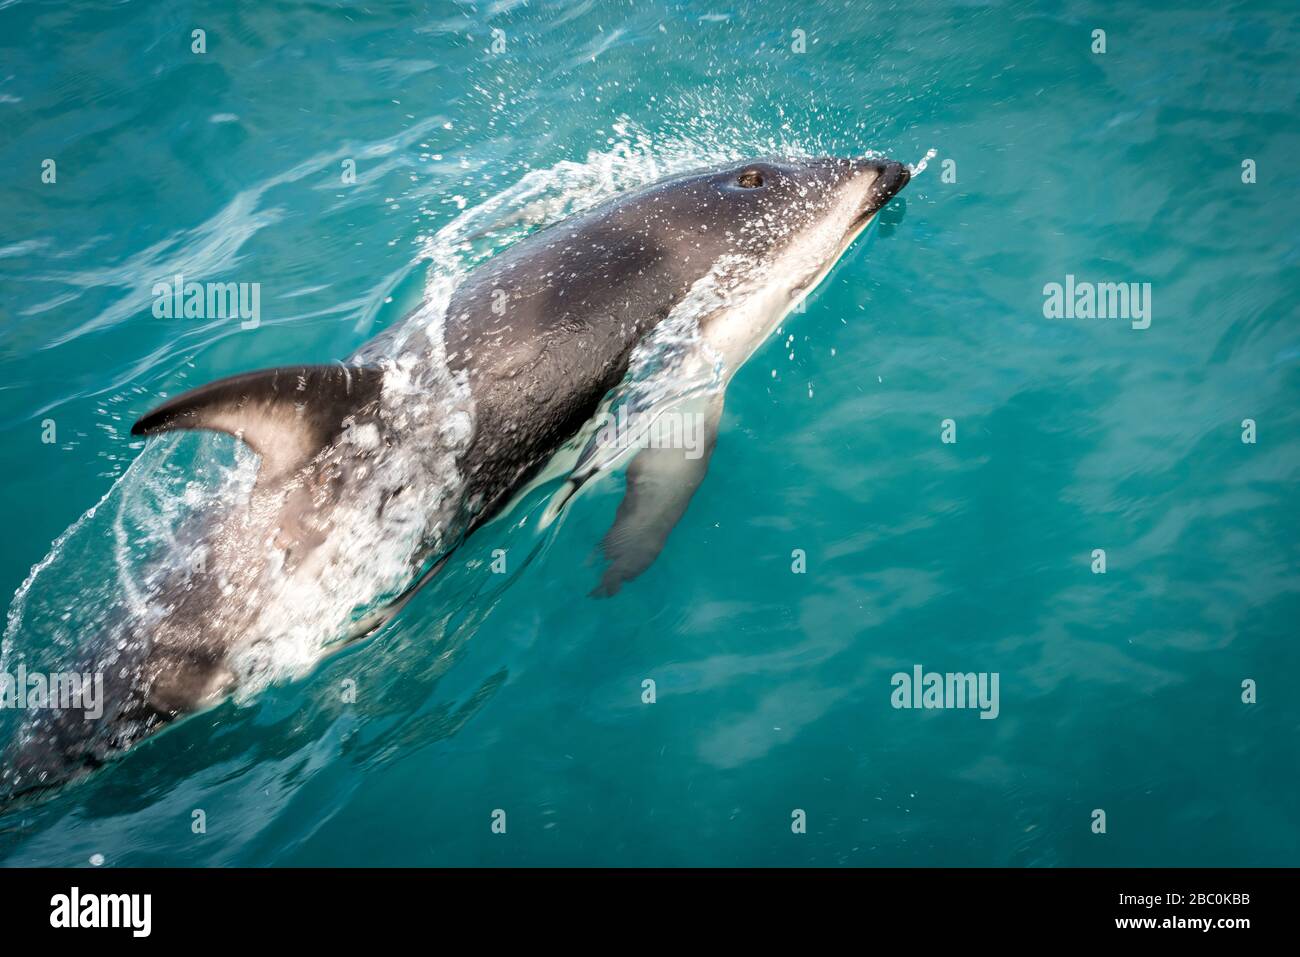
608,154,910,319
631,154,909,265
706,154,909,236
590,154,910,367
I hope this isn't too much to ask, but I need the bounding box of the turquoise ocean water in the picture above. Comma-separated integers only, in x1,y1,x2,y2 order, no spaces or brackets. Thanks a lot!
0,0,1297,866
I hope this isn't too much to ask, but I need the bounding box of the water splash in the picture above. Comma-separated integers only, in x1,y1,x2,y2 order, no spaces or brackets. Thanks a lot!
908,148,939,178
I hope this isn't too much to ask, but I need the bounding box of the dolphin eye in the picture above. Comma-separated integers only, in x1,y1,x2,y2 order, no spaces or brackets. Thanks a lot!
737,169,764,188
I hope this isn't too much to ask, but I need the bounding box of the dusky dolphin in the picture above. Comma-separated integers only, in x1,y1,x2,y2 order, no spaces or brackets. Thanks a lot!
2,154,910,799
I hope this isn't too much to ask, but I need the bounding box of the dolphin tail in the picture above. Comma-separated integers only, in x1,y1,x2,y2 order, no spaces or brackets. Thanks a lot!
0,621,162,807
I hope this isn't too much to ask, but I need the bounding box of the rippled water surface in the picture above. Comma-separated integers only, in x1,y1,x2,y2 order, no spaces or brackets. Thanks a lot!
0,0,1297,865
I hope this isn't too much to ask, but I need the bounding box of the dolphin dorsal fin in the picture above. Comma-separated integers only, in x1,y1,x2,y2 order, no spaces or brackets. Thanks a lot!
131,364,385,483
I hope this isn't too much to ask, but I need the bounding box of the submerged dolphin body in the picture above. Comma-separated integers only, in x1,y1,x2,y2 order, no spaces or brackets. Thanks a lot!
3,155,910,798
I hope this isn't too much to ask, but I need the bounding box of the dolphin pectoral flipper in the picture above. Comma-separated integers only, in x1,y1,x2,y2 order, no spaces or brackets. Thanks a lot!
131,364,385,483
591,391,724,597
